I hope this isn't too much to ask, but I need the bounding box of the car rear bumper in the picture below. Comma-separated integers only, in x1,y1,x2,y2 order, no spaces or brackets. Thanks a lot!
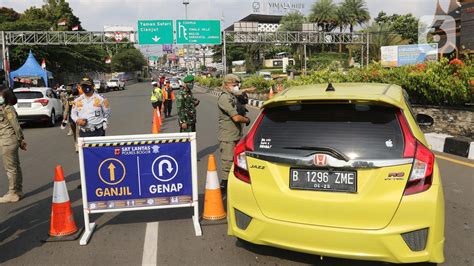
227,171,445,264
18,114,51,122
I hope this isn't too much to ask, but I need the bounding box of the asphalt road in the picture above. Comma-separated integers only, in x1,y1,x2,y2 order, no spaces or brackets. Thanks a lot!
0,82,472,265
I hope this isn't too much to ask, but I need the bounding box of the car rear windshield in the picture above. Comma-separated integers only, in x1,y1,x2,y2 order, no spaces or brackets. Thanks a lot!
253,103,404,160
14,91,44,99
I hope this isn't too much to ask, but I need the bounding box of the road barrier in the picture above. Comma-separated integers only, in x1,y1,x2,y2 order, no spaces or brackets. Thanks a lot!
78,133,202,245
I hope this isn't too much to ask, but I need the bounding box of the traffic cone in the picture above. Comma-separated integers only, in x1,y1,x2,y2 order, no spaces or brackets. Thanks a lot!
152,109,161,134
203,155,226,220
49,165,78,237
268,87,274,99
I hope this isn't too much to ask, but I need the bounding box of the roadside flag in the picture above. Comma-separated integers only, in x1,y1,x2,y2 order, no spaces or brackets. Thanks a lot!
57,19,67,26
72,25,79,31
41,58,46,69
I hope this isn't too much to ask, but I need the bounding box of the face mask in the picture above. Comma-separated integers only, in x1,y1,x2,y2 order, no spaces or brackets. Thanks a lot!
231,85,240,94
187,83,194,90
82,86,93,94
0,96,4,105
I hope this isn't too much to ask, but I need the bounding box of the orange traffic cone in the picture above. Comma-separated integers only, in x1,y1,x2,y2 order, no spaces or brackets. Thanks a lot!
49,165,78,237
152,109,161,134
203,155,226,220
268,87,274,99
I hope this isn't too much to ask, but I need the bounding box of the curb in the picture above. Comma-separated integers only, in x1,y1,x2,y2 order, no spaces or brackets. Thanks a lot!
206,89,473,160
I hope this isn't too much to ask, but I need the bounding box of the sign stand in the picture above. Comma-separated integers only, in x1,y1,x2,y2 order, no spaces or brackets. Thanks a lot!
78,133,202,246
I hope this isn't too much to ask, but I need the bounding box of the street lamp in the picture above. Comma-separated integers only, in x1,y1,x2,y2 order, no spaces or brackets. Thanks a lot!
183,0,189,19
183,0,190,72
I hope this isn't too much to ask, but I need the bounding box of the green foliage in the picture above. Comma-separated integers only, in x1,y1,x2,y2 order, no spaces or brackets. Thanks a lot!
342,0,370,32
279,11,305,31
242,75,275,93
309,0,337,32
286,59,473,106
374,11,419,44
111,49,147,72
365,22,409,60
307,52,349,70
0,7,20,23
195,76,223,88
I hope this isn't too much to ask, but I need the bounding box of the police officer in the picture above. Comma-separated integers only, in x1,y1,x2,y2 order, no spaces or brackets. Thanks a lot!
177,75,200,132
162,80,175,118
217,74,250,193
0,85,27,203
150,81,163,112
71,79,110,137
62,83,80,151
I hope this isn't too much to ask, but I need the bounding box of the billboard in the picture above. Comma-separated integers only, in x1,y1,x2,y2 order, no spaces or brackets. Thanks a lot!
461,2,474,51
381,44,438,67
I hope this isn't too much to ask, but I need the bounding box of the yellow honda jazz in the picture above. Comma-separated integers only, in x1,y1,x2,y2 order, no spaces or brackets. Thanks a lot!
227,83,444,264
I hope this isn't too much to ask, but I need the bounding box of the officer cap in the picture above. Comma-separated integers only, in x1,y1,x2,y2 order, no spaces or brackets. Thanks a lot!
80,79,93,87
224,74,241,84
183,75,194,83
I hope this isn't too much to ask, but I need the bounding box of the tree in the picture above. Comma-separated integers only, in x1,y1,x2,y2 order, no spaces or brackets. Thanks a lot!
342,0,370,32
41,0,81,30
279,11,305,31
0,7,20,24
375,12,419,44
366,22,409,60
308,0,337,32
335,5,350,32
111,48,147,72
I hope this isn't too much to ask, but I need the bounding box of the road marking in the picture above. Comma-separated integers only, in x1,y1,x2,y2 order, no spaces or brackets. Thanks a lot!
436,154,474,168
142,222,159,266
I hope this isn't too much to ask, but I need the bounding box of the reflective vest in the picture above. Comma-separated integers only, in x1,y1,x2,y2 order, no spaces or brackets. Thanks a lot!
150,87,163,102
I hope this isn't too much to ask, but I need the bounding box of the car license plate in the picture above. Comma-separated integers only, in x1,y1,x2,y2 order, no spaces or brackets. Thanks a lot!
290,169,357,193
17,103,31,108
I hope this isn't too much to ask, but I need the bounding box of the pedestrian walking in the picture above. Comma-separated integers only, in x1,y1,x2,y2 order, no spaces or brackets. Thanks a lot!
217,74,250,194
162,80,175,118
0,85,27,203
71,79,110,137
150,81,163,112
62,83,80,151
176,75,200,132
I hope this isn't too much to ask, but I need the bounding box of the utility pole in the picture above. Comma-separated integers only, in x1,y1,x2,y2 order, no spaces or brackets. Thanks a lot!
183,0,190,73
1,31,10,88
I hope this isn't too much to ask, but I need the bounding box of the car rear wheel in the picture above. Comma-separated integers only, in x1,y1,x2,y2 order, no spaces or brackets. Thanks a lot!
48,110,56,127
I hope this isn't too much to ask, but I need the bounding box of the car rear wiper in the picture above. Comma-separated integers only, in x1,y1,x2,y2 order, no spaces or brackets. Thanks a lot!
282,146,350,162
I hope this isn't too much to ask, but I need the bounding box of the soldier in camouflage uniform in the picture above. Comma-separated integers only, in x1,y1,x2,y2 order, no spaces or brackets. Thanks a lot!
177,75,200,132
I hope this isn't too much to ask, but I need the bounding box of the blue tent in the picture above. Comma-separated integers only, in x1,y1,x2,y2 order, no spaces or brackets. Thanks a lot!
9,50,53,88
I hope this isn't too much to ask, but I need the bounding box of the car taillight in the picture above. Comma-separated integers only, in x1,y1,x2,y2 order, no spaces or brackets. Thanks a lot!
233,112,264,184
34,99,49,106
397,111,434,195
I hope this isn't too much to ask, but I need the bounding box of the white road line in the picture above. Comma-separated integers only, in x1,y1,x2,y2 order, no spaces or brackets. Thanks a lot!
142,222,159,266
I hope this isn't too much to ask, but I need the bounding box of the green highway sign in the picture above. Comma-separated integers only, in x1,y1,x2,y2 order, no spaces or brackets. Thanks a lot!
148,56,158,61
176,20,221,44
137,20,173,45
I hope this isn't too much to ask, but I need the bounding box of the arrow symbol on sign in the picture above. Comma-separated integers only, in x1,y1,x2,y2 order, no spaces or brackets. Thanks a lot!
108,163,116,182
158,160,173,176
152,36,160,42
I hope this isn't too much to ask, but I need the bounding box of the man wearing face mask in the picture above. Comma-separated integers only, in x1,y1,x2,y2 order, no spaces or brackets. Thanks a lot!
217,74,251,194
0,85,27,203
177,75,200,132
71,78,110,137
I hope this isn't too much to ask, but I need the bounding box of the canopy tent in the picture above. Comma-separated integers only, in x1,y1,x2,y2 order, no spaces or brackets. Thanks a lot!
9,50,53,88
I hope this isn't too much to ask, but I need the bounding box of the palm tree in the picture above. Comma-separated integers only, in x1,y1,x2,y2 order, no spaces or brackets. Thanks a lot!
335,4,350,32
279,11,306,31
342,0,370,32
309,0,337,32
366,22,409,61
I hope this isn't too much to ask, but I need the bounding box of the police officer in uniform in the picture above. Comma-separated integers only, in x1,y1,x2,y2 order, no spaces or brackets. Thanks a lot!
177,75,200,132
71,79,110,137
150,81,163,112
0,85,27,203
217,74,250,193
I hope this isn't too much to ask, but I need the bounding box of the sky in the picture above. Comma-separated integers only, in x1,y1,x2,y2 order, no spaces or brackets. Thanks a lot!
1,0,451,31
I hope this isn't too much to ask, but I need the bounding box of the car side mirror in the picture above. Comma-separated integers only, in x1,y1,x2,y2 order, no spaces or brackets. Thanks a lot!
416,113,434,126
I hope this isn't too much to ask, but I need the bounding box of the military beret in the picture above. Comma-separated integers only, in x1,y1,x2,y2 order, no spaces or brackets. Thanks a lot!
183,75,194,83
224,74,241,83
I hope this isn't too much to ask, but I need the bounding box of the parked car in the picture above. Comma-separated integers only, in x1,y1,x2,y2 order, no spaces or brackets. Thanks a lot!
13,87,64,127
94,80,107,93
227,83,444,264
107,78,125,91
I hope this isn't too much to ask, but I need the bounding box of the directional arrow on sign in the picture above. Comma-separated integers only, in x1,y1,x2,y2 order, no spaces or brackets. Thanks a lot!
108,163,116,182
152,36,160,42
158,160,173,176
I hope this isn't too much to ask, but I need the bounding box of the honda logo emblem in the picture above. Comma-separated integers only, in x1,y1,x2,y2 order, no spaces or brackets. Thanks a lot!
313,154,327,166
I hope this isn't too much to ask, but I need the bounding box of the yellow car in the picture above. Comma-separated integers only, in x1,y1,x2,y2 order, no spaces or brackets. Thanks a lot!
227,83,444,264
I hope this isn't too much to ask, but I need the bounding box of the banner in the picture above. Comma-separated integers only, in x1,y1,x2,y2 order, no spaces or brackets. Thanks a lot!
78,133,201,245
